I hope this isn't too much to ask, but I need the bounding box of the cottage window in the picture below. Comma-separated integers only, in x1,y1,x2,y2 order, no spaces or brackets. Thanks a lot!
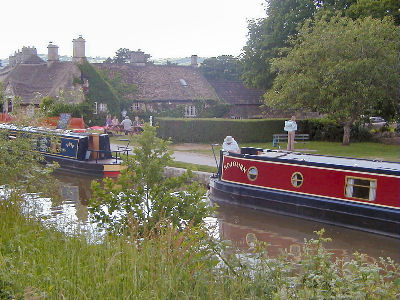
132,102,140,111
99,103,108,113
345,177,376,201
185,105,196,117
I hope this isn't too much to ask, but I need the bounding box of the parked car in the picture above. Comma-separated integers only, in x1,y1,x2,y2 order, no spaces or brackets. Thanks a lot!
369,117,388,128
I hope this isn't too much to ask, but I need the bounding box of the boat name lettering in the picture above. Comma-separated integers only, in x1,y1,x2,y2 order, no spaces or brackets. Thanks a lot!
224,161,247,174
65,142,75,149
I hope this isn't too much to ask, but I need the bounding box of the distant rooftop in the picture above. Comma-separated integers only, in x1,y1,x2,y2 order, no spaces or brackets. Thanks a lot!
95,64,219,102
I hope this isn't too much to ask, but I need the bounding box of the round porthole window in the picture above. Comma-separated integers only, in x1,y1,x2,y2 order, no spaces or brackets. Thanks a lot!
246,233,258,247
247,167,258,181
291,172,304,188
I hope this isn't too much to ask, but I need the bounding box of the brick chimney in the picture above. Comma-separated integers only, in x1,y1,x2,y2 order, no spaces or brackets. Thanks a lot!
72,35,86,63
191,55,198,67
47,42,59,63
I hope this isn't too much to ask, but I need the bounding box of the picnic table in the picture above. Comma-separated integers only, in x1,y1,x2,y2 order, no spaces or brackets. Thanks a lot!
107,125,142,136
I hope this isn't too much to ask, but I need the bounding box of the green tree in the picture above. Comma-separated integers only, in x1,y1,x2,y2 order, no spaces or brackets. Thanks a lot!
112,48,131,64
265,15,399,145
103,57,113,64
241,0,362,90
89,124,212,236
347,0,399,25
241,0,318,89
199,55,243,81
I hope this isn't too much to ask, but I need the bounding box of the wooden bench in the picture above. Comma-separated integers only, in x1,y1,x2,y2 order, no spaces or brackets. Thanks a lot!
273,133,309,148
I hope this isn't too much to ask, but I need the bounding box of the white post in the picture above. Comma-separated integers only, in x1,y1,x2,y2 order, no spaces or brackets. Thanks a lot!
149,116,153,126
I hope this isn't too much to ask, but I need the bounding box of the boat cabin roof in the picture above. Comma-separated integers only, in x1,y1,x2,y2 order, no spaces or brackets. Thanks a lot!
0,123,97,139
239,149,400,174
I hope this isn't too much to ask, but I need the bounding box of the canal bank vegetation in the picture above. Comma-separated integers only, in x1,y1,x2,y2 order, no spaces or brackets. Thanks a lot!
1,196,399,299
1,127,399,298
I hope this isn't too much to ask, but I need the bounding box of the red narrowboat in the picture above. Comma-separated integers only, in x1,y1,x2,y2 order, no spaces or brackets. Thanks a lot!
209,148,400,238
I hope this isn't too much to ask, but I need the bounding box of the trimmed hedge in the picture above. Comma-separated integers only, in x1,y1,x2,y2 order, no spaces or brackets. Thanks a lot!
155,118,372,143
155,118,285,143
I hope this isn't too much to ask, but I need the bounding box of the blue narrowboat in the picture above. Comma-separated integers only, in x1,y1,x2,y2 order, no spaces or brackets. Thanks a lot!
0,123,126,177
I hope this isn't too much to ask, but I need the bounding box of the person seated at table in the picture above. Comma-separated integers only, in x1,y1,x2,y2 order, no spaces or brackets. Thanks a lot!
111,116,119,129
222,136,240,153
133,116,143,134
105,114,112,129
120,116,132,135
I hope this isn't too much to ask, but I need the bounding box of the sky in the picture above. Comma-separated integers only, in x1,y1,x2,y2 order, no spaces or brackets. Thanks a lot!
0,0,266,60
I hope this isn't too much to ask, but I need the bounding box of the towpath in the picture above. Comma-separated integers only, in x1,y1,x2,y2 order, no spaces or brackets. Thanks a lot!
111,143,218,167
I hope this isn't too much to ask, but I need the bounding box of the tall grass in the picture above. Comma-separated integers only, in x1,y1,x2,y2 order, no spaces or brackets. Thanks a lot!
1,193,399,299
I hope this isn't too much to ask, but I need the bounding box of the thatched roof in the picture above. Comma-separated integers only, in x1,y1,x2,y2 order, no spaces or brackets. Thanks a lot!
95,64,219,102
0,61,83,104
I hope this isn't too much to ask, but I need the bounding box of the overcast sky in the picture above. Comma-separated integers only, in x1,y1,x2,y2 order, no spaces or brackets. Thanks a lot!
1,0,266,60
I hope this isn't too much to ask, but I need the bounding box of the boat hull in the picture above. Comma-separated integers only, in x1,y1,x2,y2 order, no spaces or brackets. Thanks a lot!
209,177,400,238
45,155,125,178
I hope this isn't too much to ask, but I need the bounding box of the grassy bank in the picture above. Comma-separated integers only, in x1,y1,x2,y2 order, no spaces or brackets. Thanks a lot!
111,135,399,162
0,194,221,298
1,194,399,299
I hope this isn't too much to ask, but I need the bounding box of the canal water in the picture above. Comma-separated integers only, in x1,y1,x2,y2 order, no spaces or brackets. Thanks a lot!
39,173,399,262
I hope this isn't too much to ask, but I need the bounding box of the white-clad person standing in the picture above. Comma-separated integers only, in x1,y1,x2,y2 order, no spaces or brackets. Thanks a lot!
222,136,240,153
284,115,297,151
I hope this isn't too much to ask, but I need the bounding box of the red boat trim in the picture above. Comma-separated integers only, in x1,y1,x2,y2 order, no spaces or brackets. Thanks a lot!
104,171,121,178
221,156,400,210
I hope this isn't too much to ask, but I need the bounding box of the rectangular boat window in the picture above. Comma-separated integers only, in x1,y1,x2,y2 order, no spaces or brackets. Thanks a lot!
345,177,377,201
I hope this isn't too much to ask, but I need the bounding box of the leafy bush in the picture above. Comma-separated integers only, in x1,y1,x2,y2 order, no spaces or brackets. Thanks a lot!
197,102,231,118
89,124,212,236
40,98,90,118
298,119,372,142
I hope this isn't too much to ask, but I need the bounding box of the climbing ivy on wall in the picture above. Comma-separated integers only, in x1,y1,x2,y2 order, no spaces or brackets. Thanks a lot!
78,62,121,124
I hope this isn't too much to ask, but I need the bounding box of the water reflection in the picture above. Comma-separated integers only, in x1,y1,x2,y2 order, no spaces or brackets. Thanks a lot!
23,173,99,238
55,173,95,223
215,202,400,262
46,174,399,262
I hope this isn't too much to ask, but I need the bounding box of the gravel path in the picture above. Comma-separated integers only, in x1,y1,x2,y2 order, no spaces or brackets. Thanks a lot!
111,143,218,167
